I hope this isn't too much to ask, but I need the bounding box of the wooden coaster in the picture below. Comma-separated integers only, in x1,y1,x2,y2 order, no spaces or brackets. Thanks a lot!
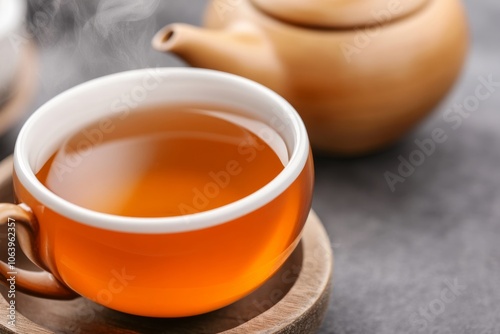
0,43,38,137
0,156,333,334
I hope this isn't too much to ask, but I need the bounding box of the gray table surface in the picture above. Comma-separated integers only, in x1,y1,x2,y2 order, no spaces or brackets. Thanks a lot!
1,1,499,333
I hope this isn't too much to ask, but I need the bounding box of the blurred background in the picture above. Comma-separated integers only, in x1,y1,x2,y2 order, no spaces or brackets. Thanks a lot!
0,0,499,333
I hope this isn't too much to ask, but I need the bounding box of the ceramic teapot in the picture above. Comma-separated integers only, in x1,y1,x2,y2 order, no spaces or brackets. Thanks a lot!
153,0,468,155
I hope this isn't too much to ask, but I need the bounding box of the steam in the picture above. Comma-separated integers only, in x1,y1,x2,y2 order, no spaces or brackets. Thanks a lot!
26,0,171,96
92,0,160,37
77,0,162,73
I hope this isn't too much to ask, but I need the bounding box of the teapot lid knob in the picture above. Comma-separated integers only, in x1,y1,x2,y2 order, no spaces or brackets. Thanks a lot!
250,0,430,28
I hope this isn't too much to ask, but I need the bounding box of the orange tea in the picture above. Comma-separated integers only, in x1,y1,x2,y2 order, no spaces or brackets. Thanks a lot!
26,103,313,316
36,105,286,217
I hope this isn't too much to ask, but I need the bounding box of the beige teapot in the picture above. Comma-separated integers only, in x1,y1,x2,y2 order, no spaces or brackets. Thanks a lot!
153,0,468,155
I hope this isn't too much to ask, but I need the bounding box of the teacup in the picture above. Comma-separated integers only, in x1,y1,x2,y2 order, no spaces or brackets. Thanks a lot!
0,68,314,317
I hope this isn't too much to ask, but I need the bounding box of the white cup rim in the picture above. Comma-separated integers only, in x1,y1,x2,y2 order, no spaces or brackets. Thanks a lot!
14,68,310,234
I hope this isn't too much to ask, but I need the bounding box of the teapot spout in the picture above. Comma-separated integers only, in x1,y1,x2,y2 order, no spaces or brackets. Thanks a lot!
152,23,281,86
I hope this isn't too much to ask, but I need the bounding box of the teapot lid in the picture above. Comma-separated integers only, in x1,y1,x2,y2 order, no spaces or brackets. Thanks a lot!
250,0,430,28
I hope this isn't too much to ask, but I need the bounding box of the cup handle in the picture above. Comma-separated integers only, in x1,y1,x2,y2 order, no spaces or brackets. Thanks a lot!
0,203,77,299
